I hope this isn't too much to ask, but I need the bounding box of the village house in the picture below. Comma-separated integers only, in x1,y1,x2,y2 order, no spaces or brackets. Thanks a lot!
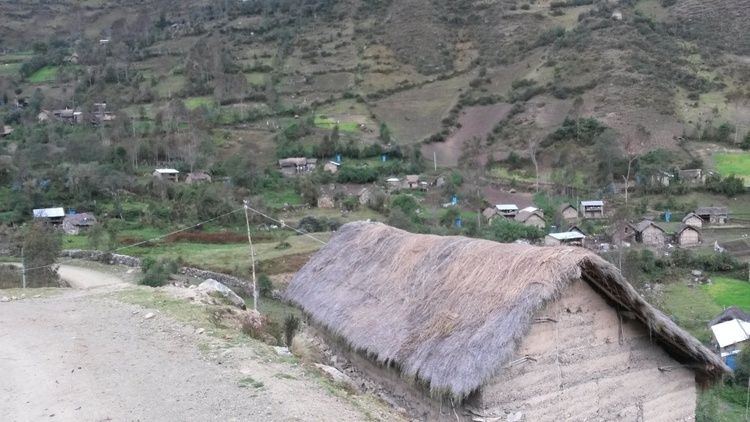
287,222,726,421
679,169,703,184
545,231,586,247
569,225,587,236
278,157,313,176
32,207,65,224
185,172,212,184
62,212,97,235
0,125,12,137
514,210,546,228
710,306,750,327
580,200,604,218
385,177,401,189
607,220,636,244
557,203,578,223
405,175,420,190
306,158,318,171
695,207,728,225
482,207,498,222
495,204,518,219
710,318,750,369
48,108,83,124
634,220,667,247
152,168,179,182
651,171,674,187
675,224,701,247
682,212,703,228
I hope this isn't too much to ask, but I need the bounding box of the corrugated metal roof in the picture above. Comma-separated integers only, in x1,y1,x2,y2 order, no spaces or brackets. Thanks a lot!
581,200,604,206
33,207,65,218
154,168,179,174
495,204,518,211
548,232,586,241
711,319,750,348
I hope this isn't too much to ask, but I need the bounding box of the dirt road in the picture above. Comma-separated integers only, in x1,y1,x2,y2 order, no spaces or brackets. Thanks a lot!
0,267,399,422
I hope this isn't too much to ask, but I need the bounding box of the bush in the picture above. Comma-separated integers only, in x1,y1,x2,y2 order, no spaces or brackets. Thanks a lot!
138,257,178,287
283,315,301,347
258,274,273,297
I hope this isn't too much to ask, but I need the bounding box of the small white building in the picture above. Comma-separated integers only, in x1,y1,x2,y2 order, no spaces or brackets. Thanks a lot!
545,231,586,247
580,200,604,219
33,207,65,224
495,204,518,219
153,168,179,182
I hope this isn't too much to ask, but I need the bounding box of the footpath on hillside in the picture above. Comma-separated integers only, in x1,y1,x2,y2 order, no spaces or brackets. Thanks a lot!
0,265,402,421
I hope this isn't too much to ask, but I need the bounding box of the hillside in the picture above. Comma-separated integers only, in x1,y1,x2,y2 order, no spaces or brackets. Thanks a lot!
1,0,750,222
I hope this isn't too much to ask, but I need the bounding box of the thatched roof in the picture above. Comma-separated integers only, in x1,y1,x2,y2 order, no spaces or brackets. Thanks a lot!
286,222,728,398
634,220,664,233
710,306,750,327
675,223,699,235
514,210,545,223
696,207,728,216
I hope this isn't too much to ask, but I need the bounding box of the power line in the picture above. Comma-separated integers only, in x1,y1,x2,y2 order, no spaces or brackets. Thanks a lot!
242,204,328,245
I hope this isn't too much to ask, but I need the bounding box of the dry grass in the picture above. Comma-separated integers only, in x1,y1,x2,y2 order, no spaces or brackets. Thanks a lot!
290,332,323,363
286,222,728,399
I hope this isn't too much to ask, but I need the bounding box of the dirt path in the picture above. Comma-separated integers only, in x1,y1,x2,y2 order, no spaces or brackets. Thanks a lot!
57,265,125,289
0,267,401,422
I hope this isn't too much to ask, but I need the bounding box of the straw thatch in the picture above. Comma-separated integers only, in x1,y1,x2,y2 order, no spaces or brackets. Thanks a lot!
286,222,728,399
709,306,750,327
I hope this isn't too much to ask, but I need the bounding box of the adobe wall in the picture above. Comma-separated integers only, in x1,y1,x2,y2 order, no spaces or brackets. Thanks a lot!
307,324,468,421
472,279,696,421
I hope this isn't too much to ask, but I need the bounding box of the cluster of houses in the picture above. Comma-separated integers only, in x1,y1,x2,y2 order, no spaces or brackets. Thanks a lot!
32,207,97,235
151,168,212,184
37,103,116,125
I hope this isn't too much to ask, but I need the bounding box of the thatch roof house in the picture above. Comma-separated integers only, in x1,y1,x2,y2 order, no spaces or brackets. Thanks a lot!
324,161,340,174
557,203,577,222
287,222,727,421
62,212,97,235
482,207,497,221
675,224,701,247
185,172,212,184
710,306,750,327
514,210,546,228
405,175,420,190
696,207,728,225
682,212,703,228
634,220,667,247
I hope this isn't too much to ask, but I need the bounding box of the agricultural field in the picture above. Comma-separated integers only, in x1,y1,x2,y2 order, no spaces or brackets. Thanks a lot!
314,115,360,132
27,66,58,83
714,153,750,183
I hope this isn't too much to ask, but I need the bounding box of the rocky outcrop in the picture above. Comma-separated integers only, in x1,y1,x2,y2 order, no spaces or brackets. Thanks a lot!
197,279,247,310
177,267,253,298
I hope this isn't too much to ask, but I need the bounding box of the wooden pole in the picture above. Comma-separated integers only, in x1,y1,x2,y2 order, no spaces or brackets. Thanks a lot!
243,202,258,311
21,247,25,289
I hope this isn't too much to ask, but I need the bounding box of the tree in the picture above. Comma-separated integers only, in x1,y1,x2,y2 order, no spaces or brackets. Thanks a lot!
379,122,392,144
726,90,747,144
23,222,62,287
623,125,649,205
571,96,584,144
299,176,319,207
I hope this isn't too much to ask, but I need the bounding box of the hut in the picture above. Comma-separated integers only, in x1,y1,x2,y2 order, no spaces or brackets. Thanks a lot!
386,177,401,189
152,168,179,182
607,220,636,244
695,207,728,225
679,169,703,185
557,203,578,223
682,212,703,229
580,200,604,218
675,224,701,247
324,161,340,174
278,157,309,176
185,172,212,184
709,306,750,327
482,207,498,221
62,212,97,235
545,231,586,247
286,222,727,421
514,210,546,228
634,220,667,247
405,175,420,190
495,204,518,219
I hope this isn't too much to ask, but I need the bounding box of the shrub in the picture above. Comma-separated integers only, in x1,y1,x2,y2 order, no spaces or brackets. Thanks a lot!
138,257,178,287
258,274,273,297
283,314,301,346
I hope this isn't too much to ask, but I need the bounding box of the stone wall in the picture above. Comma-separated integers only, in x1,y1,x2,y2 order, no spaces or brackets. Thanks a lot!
60,250,142,267
59,250,253,297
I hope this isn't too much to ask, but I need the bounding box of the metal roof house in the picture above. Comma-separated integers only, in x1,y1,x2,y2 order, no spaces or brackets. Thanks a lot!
153,168,179,182
580,200,604,219
710,319,750,369
545,231,586,247
495,204,518,218
33,207,65,224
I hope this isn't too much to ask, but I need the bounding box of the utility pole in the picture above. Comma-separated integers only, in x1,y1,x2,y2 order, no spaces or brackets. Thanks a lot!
434,151,437,171
21,247,26,289
243,201,258,311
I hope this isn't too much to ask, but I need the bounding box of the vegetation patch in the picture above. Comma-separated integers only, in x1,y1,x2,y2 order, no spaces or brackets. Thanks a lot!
314,115,359,132
27,65,58,83
238,376,265,389
662,283,722,343
702,277,750,312
714,153,750,178
185,97,214,110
